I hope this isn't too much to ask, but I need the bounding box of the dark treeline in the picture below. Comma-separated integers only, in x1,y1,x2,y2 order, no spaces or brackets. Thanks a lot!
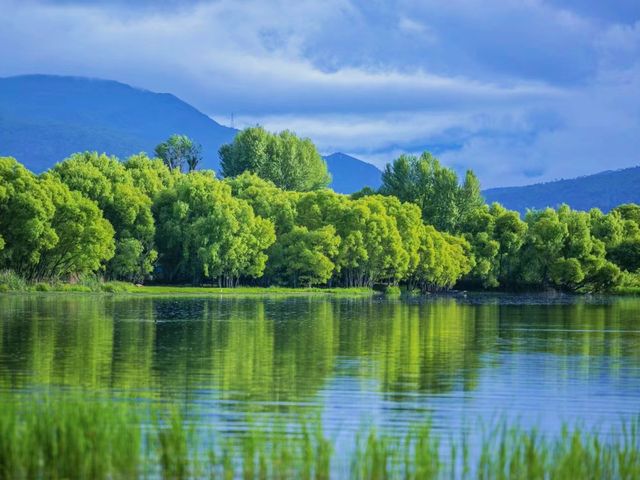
0,127,638,292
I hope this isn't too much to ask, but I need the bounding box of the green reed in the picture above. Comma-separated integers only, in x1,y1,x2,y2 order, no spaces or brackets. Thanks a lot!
0,396,638,479
0,397,140,479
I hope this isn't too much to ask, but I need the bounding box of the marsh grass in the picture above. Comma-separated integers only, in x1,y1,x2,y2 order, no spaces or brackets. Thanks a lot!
0,397,141,480
0,396,638,479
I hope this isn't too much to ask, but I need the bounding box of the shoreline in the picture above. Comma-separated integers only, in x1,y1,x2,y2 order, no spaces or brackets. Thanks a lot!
0,283,637,297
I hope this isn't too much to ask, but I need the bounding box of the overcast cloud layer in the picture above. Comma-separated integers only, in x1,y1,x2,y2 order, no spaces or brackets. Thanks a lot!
1,0,639,187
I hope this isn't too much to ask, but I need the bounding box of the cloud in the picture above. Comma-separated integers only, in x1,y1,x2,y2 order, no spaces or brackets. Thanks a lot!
0,0,639,187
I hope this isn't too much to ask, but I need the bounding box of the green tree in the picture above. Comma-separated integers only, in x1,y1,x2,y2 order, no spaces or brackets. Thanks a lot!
608,239,640,272
155,135,202,172
220,126,331,191
516,205,622,291
53,152,157,282
412,225,473,291
124,153,175,198
153,172,275,285
0,157,57,278
490,204,527,284
380,152,481,232
225,172,298,235
268,225,339,287
0,158,115,280
35,174,115,279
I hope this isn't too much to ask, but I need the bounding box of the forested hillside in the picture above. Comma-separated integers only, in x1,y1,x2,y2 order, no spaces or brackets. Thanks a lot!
0,75,383,193
483,166,640,213
324,152,382,193
0,75,237,172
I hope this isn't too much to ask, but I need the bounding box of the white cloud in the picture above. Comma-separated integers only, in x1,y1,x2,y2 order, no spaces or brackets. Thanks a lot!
0,0,638,187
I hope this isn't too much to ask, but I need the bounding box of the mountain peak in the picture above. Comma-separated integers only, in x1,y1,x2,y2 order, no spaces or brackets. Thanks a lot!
323,152,382,194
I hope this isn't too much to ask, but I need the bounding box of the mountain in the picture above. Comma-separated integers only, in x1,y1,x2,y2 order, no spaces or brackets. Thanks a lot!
0,74,382,193
0,74,237,172
483,166,640,213
323,152,382,194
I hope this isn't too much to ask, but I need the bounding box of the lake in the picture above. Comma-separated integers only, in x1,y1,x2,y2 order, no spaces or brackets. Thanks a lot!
1,293,639,472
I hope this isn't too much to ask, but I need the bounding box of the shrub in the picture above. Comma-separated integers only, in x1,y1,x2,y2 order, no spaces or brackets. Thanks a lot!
34,282,51,292
385,285,401,297
0,270,27,291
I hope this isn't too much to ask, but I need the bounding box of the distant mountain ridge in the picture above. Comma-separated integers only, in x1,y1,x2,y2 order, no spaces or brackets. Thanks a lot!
3,75,635,205
0,74,381,193
483,166,640,213
0,74,237,172
323,152,382,193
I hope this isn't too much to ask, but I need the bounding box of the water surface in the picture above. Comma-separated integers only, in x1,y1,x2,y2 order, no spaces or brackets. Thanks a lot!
1,293,639,460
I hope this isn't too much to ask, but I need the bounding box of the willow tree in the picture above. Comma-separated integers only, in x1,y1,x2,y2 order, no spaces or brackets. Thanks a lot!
52,152,157,282
219,126,331,191
153,171,275,286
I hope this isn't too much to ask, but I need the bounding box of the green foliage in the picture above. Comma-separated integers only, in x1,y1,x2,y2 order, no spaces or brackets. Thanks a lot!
1,146,636,292
154,134,202,172
269,225,339,287
514,205,623,292
609,239,640,273
385,285,401,296
2,395,637,479
220,126,331,191
153,172,276,285
0,270,27,291
0,157,115,281
52,152,156,282
380,152,483,232
0,396,140,479
0,157,57,278
123,153,175,198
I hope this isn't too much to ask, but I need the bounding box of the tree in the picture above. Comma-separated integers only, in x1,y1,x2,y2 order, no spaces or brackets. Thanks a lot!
219,126,331,191
155,135,202,172
490,204,527,284
153,172,275,285
225,172,297,235
379,152,478,232
411,225,473,291
0,157,57,278
608,239,640,272
268,225,339,287
515,205,622,292
53,152,157,282
124,153,175,198
0,158,115,280
36,173,115,279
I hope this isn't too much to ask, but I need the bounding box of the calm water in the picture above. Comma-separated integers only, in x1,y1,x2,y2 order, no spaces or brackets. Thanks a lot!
1,293,639,460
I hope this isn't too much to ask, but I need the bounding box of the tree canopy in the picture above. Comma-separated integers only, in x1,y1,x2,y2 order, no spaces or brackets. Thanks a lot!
219,126,331,191
155,134,202,172
0,146,636,293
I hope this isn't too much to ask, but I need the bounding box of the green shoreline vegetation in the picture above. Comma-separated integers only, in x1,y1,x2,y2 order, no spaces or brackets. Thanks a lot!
1,127,639,294
0,396,638,479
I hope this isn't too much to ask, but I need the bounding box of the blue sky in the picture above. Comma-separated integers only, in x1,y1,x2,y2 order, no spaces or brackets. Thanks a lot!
1,0,639,187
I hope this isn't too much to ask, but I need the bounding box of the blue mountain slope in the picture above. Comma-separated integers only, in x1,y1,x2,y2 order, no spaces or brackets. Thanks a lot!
323,152,382,194
0,75,383,193
0,74,236,171
483,166,640,213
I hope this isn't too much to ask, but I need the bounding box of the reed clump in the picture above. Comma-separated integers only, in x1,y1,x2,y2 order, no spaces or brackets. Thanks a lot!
0,396,638,479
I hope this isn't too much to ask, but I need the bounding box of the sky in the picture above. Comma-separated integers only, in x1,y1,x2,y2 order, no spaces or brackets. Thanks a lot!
1,0,639,187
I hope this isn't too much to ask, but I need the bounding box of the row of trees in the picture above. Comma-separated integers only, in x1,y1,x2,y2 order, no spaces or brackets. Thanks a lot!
1,127,638,291
0,150,471,289
375,152,639,291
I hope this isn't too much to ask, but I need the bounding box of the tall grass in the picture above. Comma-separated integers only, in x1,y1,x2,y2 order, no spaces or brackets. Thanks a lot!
0,396,638,479
0,397,141,479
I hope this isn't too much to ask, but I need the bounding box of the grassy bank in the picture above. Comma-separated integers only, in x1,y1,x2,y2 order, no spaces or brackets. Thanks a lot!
0,271,376,296
1,396,638,479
